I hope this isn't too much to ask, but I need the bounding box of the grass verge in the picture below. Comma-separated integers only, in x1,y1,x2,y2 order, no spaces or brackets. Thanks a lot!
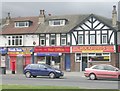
0,84,119,91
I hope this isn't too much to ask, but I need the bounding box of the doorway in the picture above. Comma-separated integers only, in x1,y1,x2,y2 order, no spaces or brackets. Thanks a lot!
82,56,87,71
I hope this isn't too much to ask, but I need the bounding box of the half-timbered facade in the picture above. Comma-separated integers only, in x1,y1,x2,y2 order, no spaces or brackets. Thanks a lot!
0,6,119,73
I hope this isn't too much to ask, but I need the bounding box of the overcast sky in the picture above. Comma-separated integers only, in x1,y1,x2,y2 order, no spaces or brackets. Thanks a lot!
1,1,120,21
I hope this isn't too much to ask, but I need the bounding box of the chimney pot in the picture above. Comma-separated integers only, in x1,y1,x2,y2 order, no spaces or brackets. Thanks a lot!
5,12,11,25
112,5,117,27
38,10,45,24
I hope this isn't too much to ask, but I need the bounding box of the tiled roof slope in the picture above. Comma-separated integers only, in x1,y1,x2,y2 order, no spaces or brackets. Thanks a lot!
35,14,89,33
1,16,39,34
1,14,119,35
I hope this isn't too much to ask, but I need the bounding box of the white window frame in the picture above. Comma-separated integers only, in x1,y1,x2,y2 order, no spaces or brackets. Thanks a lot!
78,34,83,45
102,34,107,44
7,35,23,46
61,38,66,45
50,34,56,46
90,34,95,44
61,34,66,45
40,39,45,46
15,21,29,28
49,20,65,26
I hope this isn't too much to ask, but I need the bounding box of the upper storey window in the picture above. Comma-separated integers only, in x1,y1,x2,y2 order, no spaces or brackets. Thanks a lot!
15,21,32,28
49,19,66,26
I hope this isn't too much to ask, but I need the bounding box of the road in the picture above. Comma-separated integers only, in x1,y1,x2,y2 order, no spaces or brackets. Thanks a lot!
1,73,120,89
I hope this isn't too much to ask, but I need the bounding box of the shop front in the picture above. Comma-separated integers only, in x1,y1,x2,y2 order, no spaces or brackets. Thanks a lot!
0,48,8,74
8,47,33,73
72,46,116,72
34,46,70,70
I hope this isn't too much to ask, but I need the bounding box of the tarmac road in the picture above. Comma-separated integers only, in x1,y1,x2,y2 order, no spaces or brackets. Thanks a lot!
1,72,120,89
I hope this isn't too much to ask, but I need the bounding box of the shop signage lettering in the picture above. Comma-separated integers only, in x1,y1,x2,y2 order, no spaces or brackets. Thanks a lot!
72,46,114,53
34,46,70,53
8,48,32,55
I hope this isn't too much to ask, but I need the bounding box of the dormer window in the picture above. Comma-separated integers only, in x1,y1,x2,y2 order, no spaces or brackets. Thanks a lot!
15,21,32,28
49,19,66,26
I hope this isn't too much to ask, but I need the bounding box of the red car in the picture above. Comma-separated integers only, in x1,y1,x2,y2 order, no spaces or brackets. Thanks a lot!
84,64,120,80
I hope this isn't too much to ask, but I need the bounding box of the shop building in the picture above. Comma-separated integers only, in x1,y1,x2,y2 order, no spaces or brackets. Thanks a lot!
0,6,119,72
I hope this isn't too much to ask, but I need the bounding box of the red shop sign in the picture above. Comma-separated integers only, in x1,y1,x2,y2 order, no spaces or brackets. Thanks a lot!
34,46,70,53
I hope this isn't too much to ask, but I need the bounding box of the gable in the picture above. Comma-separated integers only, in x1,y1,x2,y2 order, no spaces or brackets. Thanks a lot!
73,14,115,31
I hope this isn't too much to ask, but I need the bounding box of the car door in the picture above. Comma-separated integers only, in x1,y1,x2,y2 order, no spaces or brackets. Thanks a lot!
30,64,40,76
93,65,106,78
39,64,50,76
104,65,118,78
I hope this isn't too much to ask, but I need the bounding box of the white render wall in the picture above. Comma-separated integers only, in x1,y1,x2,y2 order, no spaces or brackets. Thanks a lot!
0,35,7,47
56,34,60,46
23,35,39,46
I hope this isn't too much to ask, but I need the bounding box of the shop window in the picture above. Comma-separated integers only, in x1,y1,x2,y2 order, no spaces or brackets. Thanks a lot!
88,53,110,62
75,53,81,62
52,56,60,64
89,56,110,62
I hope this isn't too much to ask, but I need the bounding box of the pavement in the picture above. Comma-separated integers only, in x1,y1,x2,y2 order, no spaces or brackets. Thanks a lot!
3,70,85,77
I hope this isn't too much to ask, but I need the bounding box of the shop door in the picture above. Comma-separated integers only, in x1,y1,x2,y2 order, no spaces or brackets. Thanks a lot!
65,54,71,71
82,57,87,71
46,56,51,65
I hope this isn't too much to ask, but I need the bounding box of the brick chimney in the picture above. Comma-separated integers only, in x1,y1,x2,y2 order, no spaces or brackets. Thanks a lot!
6,12,11,25
112,5,117,27
38,10,45,24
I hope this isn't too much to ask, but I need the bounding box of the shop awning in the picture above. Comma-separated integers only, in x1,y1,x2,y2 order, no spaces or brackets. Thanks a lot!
36,53,60,56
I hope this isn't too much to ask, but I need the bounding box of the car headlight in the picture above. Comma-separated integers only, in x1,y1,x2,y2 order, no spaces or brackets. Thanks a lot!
55,70,61,73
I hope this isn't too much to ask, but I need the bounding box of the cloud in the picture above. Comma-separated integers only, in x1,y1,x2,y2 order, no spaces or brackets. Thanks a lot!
1,2,118,19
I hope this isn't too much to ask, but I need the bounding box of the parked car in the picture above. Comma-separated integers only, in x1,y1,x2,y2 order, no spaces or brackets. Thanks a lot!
84,64,120,80
23,64,64,78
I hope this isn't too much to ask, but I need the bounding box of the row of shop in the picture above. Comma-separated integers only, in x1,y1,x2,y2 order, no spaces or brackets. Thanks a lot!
0,45,120,73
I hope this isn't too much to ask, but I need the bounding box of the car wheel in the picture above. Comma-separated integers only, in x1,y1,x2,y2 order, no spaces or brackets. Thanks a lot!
49,72,55,79
25,72,31,78
89,73,96,80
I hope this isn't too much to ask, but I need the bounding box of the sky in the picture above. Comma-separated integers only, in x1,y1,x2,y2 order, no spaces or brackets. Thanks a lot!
1,1,120,21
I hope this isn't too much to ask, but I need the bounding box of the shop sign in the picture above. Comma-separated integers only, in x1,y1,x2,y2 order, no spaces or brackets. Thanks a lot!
72,46,115,53
34,46,70,53
0,48,7,54
8,48,23,52
8,48,32,55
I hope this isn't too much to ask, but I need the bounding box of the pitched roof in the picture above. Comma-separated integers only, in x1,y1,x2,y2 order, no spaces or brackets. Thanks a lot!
1,14,119,35
1,16,39,35
35,14,89,33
